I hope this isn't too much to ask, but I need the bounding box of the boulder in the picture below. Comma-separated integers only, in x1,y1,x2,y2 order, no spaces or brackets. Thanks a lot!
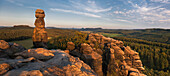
81,51,103,76
64,50,69,54
0,42,25,58
0,40,9,49
0,63,11,75
66,42,75,51
94,48,103,55
80,43,93,54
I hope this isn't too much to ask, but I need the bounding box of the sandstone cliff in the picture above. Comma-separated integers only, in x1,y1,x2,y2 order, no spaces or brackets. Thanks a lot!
0,33,146,76
67,33,146,76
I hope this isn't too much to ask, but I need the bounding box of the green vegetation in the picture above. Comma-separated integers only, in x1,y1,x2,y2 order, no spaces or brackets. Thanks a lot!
0,27,33,41
85,28,170,75
112,37,170,76
0,27,80,49
48,31,88,50
101,33,123,37
1,27,169,75
89,28,170,44
10,38,33,49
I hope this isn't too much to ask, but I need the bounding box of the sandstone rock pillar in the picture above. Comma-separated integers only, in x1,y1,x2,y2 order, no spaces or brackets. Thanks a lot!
32,9,48,48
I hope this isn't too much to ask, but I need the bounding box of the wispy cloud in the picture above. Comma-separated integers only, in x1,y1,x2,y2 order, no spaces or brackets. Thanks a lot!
115,19,133,23
6,0,23,6
27,6,40,9
110,0,170,25
150,0,170,3
50,8,101,18
69,0,112,13
161,10,170,15
159,19,170,22
85,7,112,13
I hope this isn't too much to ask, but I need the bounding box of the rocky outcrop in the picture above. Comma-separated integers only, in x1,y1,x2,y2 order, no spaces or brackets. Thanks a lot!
0,32,146,76
15,48,54,60
68,42,103,76
0,63,11,75
0,41,96,76
32,9,48,48
66,42,75,51
67,33,146,76
0,40,26,58
80,43,103,76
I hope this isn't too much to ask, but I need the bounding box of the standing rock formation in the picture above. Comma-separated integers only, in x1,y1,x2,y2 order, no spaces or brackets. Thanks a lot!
32,9,48,48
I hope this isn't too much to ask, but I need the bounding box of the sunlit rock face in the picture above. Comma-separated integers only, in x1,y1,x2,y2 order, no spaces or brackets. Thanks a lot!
0,41,96,76
32,9,48,48
67,33,146,76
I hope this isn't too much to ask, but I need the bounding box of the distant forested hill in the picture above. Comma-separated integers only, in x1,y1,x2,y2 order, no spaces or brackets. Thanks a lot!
80,28,170,44
0,27,78,42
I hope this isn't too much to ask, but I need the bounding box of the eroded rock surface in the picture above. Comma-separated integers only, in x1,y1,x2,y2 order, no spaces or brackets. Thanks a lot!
0,41,96,76
0,33,146,76
15,48,54,60
67,33,146,76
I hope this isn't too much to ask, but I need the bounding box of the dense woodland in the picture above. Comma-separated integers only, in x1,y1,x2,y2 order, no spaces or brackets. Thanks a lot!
112,37,170,76
0,27,77,41
0,27,169,76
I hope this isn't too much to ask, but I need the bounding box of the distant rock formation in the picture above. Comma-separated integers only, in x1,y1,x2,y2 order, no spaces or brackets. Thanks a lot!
32,9,48,48
0,41,96,76
13,25,31,28
67,33,146,76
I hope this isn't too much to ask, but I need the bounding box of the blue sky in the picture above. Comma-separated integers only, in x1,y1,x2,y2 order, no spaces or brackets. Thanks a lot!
0,0,170,29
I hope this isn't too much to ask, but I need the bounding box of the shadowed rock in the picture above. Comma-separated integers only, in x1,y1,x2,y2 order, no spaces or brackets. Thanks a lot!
0,40,25,58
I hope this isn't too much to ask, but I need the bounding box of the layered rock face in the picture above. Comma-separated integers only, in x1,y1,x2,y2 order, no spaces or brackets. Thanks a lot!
32,9,48,48
0,40,96,76
67,33,146,76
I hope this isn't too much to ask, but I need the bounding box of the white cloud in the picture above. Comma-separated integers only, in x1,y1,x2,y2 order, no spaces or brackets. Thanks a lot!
87,0,95,5
27,6,40,9
126,0,170,24
115,19,133,23
50,8,101,18
161,10,170,15
69,0,112,13
150,0,170,3
113,11,126,15
85,7,112,13
159,19,170,22
6,0,23,6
